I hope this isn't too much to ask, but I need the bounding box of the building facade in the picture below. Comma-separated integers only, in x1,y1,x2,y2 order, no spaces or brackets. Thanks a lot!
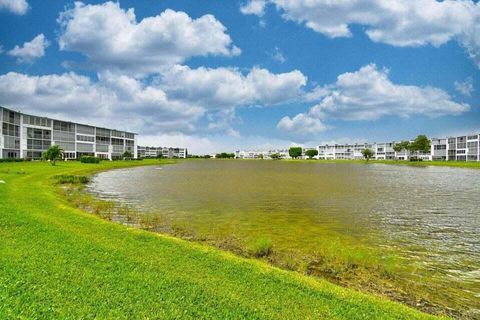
237,135,480,162
137,146,187,158
235,149,291,159
317,142,433,161
317,143,376,160
431,135,479,161
0,106,137,160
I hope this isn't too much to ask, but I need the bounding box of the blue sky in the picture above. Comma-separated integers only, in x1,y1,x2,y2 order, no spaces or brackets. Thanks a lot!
0,0,479,153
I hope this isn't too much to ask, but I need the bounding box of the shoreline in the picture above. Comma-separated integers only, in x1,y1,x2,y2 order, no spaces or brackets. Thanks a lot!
0,160,441,319
233,158,480,169
80,162,467,318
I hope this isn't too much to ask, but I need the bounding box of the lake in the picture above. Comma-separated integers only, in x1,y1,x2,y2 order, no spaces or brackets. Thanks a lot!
89,160,480,317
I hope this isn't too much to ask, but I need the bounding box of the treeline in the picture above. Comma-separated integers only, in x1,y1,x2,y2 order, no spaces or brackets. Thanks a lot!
215,152,235,159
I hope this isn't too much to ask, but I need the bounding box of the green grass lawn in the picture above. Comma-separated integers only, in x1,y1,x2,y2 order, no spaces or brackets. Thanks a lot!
0,160,441,319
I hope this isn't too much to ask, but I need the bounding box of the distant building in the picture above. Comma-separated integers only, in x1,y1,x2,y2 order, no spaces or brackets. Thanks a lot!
137,146,187,159
432,135,479,161
236,135,480,162
318,143,375,160
235,149,291,159
0,106,137,160
317,142,432,161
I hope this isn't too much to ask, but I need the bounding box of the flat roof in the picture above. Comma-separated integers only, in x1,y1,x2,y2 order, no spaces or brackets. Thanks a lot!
1,105,137,135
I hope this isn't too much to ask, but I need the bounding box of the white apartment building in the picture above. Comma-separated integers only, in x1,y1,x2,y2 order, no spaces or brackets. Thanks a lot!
235,149,291,159
137,146,187,159
317,143,376,160
432,134,479,161
317,142,434,161
0,106,137,160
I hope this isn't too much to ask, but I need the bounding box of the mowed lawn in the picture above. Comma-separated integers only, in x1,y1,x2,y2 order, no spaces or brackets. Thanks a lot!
0,160,441,319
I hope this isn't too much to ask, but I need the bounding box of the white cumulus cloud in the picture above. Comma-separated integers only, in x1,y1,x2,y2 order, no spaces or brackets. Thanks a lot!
8,34,49,63
0,64,308,136
277,113,328,134
58,2,240,75
0,72,204,134
240,0,267,16
278,64,470,135
241,0,480,68
454,77,474,97
158,64,307,108
0,0,28,15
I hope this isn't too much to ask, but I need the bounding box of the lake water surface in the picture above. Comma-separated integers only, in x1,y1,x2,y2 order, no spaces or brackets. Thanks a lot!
89,160,480,316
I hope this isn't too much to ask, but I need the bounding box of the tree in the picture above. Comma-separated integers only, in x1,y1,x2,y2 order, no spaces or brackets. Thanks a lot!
361,148,374,161
43,145,63,166
122,151,133,160
257,154,264,160
305,149,318,159
270,153,281,160
289,147,303,159
215,152,235,159
405,134,430,161
393,141,410,153
409,135,431,154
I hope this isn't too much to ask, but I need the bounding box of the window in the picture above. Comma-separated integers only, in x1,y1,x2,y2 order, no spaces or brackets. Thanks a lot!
76,135,95,142
77,124,95,135
2,122,19,137
111,130,124,138
4,136,20,149
111,138,124,146
96,136,110,144
3,109,20,125
55,141,75,151
53,120,75,132
77,143,94,152
24,115,51,127
96,128,110,137
53,131,75,142
96,144,109,152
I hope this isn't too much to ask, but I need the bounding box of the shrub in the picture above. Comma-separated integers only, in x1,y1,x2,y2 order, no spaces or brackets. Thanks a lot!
80,156,101,164
55,175,91,185
250,237,273,257
0,158,25,163
122,151,133,160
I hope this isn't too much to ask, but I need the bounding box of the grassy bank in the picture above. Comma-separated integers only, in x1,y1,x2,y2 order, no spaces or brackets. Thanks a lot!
0,160,440,319
283,159,480,169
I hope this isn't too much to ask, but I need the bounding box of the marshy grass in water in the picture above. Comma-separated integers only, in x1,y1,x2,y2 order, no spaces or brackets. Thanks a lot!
87,160,480,318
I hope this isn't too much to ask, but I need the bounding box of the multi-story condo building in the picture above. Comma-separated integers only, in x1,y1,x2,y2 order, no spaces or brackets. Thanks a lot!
317,142,432,161
137,146,187,159
235,149,291,159
317,143,375,160
0,106,137,160
432,134,479,161
236,135,480,162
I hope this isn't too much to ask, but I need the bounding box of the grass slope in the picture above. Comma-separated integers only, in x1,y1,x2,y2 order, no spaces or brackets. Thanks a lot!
0,161,440,319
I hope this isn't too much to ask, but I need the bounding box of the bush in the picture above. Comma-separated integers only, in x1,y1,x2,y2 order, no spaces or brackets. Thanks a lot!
55,175,90,185
80,156,101,164
0,158,25,163
250,237,273,257
215,152,235,159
